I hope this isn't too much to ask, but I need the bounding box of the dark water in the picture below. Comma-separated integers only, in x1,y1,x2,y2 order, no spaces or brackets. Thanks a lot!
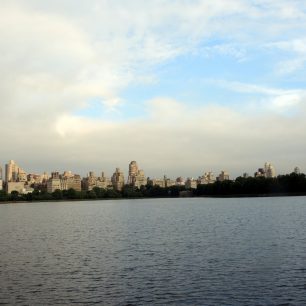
1,197,306,305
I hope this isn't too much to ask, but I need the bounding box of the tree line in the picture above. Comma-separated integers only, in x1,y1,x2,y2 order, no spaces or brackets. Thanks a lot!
1,172,306,202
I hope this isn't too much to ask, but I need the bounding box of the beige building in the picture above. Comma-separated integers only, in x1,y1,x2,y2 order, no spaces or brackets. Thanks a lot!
148,178,165,188
27,172,49,185
7,182,25,194
164,175,175,187
66,175,82,192
197,171,216,185
175,177,185,186
7,182,34,194
217,171,230,182
185,178,198,189
111,168,125,191
127,161,138,185
47,171,81,193
127,161,147,188
83,171,111,191
47,178,66,193
5,160,26,182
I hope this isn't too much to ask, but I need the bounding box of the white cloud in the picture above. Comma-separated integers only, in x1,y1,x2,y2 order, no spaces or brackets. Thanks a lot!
1,1,306,176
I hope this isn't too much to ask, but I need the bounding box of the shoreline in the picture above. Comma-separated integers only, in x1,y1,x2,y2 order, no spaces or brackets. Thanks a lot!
1,192,306,204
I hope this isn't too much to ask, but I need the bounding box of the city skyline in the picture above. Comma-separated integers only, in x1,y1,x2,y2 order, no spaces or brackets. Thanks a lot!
0,158,301,183
1,1,306,177
2,159,283,195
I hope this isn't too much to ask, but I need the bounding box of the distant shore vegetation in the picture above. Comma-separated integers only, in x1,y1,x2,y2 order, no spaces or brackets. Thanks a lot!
1,172,306,202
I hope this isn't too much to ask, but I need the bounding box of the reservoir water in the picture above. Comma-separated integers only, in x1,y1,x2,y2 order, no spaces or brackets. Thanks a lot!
1,197,306,305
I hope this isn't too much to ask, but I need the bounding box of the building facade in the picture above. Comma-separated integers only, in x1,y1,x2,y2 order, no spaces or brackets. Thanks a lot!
111,168,125,191
127,161,147,188
185,178,198,189
217,171,230,181
197,171,216,185
5,160,26,182
82,171,111,191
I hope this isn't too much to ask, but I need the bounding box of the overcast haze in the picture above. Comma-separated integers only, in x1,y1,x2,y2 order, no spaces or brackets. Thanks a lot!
1,0,306,179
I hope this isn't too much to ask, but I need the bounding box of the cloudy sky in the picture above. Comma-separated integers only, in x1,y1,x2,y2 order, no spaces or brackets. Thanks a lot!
1,0,306,179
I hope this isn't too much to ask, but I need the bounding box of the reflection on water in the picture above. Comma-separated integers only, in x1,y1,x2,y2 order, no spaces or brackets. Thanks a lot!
1,197,306,305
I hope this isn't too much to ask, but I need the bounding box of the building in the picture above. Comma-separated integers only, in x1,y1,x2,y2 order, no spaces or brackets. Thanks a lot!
148,178,166,188
5,160,26,182
164,175,175,187
47,171,82,193
82,171,111,191
66,175,82,192
175,177,185,186
185,178,198,189
47,177,66,193
127,161,138,185
254,168,265,177
27,172,49,185
197,171,216,184
217,171,230,182
133,169,147,188
127,161,147,188
96,172,112,189
111,168,125,191
264,162,276,178
6,182,34,194
148,175,175,188
255,163,276,178
7,182,25,194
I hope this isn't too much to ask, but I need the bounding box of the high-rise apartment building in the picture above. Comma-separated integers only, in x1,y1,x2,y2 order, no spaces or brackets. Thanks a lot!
5,160,26,182
127,161,147,188
128,161,138,184
111,168,125,191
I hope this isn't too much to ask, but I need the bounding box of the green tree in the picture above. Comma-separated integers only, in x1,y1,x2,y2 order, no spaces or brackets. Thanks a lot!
0,190,8,201
52,189,63,200
10,191,20,201
66,188,77,199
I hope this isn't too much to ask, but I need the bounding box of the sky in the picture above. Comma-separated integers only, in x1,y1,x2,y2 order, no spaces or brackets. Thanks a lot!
1,0,306,179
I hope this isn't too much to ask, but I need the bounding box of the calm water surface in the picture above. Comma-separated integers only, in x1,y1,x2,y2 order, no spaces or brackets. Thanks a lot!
1,197,306,305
